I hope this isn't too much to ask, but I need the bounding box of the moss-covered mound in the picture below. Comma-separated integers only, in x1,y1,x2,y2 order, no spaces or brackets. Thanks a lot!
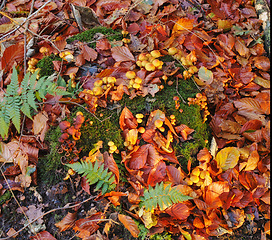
39,73,211,184
66,26,122,48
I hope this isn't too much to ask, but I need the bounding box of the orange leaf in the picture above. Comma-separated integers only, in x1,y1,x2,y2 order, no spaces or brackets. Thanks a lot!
73,215,101,238
175,124,194,140
112,46,135,62
166,165,184,184
111,84,125,101
165,203,190,220
103,152,119,183
244,150,259,171
30,231,57,240
215,147,240,171
172,18,194,34
119,107,138,131
55,212,77,232
235,37,249,57
204,181,229,208
118,214,140,238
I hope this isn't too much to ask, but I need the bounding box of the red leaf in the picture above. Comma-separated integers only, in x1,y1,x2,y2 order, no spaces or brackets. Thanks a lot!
1,43,24,71
30,231,56,240
81,176,90,194
147,160,166,187
103,152,119,183
129,144,149,169
73,214,101,238
240,119,263,133
112,46,135,62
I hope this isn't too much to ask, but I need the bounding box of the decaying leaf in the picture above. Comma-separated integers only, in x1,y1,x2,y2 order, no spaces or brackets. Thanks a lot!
55,212,77,232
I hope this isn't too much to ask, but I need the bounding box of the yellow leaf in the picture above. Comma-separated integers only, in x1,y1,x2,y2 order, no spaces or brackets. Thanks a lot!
215,147,240,171
139,208,158,229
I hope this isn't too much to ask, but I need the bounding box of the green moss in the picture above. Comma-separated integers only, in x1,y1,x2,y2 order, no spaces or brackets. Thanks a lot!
36,54,62,77
66,26,122,48
37,126,66,184
0,190,12,206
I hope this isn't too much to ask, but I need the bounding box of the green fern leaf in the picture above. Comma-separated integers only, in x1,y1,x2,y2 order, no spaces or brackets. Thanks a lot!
140,182,193,211
66,161,116,194
21,102,32,120
27,91,37,111
0,115,9,138
6,66,19,96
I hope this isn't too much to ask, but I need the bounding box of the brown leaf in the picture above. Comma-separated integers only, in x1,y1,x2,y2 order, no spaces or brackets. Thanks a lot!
82,45,97,61
30,231,56,240
112,46,135,62
6,228,18,238
235,37,249,57
254,56,270,71
118,214,140,238
103,152,120,183
33,111,48,135
119,107,138,131
55,212,77,232
147,160,166,187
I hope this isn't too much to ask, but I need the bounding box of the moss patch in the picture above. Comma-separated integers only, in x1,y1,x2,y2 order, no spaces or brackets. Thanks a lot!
36,54,62,77
66,26,122,48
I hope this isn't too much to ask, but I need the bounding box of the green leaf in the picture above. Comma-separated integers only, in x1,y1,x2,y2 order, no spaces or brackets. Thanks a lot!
198,66,213,85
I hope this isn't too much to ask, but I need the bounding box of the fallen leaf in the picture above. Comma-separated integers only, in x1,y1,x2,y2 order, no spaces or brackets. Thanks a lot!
165,203,190,220
204,181,229,208
198,67,213,85
254,56,270,71
55,212,77,232
33,111,48,135
172,18,194,34
215,147,240,171
118,214,140,237
119,107,138,131
30,231,56,240
82,45,98,61
112,46,135,62
103,152,120,183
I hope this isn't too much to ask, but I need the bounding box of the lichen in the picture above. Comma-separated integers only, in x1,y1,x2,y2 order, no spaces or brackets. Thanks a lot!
66,26,122,48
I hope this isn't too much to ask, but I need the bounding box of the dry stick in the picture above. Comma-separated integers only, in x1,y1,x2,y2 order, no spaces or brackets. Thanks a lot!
0,195,96,240
0,0,52,41
0,168,39,239
23,0,35,75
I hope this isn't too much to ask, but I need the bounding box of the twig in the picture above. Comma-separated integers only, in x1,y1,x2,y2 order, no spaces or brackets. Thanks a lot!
0,0,52,41
0,168,40,240
0,196,96,239
23,0,35,74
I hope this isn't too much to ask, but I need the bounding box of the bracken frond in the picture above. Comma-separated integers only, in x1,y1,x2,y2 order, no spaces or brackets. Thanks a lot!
66,161,116,195
140,182,193,211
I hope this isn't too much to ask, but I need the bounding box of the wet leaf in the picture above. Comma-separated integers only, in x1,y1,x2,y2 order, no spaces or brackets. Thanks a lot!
215,147,240,171
118,214,140,238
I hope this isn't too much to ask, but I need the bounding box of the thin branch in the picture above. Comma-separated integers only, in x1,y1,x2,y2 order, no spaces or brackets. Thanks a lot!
0,196,96,239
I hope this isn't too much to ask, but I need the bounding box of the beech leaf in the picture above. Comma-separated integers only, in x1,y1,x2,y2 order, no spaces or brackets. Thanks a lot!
55,212,77,232
112,46,135,62
118,214,140,238
215,147,240,171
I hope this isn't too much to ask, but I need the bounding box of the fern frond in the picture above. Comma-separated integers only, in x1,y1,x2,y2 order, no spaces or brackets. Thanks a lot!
0,114,9,137
6,66,19,96
66,161,116,195
140,182,193,211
